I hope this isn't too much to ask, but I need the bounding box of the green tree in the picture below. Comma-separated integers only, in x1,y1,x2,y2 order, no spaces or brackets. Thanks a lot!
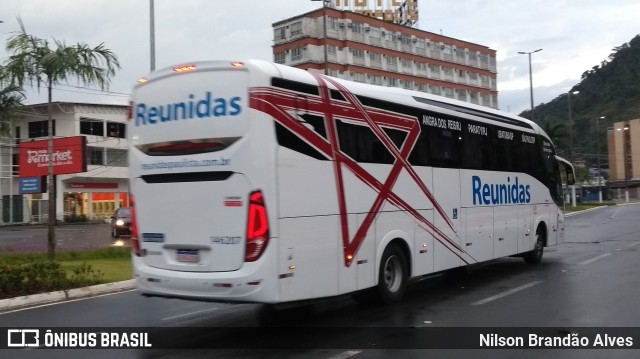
540,119,569,148
0,77,25,136
3,18,120,260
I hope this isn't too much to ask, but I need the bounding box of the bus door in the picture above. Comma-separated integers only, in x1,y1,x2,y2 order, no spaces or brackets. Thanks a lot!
555,156,576,245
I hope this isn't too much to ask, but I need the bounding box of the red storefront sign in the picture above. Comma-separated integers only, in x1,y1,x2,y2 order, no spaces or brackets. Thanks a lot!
19,136,87,177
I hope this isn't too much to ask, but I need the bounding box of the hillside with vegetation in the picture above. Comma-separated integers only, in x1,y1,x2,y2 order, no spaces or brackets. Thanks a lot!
519,34,640,169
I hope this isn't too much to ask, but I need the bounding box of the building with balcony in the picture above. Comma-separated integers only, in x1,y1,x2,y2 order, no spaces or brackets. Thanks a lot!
272,6,498,108
607,118,640,200
0,102,129,224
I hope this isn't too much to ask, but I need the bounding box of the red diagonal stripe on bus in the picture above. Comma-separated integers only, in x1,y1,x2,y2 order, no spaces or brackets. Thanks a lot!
249,84,474,266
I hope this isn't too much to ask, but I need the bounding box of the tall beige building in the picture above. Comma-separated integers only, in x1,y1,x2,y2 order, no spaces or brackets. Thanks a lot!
607,118,640,199
272,6,498,108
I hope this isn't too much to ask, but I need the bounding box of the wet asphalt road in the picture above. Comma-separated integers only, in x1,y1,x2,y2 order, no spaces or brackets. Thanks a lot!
1,205,640,358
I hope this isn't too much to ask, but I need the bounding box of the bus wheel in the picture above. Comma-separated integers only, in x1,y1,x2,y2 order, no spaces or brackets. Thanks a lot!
523,226,544,264
377,243,408,304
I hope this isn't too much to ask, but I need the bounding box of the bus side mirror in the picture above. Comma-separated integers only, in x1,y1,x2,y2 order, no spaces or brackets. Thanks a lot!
566,168,576,185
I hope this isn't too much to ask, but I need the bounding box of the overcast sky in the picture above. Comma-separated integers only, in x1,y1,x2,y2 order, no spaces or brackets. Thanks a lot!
1,0,638,115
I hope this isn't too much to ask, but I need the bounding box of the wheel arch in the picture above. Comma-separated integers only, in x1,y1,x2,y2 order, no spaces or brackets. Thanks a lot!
376,231,412,280
535,220,548,247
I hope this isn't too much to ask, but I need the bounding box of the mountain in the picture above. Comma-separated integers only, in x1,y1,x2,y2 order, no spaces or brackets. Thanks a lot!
519,34,640,166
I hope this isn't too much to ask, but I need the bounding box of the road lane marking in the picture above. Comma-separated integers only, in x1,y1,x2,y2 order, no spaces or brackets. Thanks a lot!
328,350,362,359
627,241,640,248
161,307,225,321
471,281,542,305
578,253,611,265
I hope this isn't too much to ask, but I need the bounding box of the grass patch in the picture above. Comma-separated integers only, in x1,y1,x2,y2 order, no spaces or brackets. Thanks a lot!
0,247,132,299
59,258,132,283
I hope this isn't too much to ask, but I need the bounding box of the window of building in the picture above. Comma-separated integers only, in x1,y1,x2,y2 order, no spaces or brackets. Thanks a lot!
350,21,363,33
80,118,104,136
328,17,337,30
290,21,302,36
291,47,303,61
479,53,489,69
369,27,380,38
275,52,286,64
388,78,397,86
415,38,426,48
386,56,397,65
443,87,454,98
11,153,19,176
351,72,365,82
106,148,128,167
28,120,55,138
274,27,286,40
88,147,104,166
369,52,381,62
106,122,126,139
350,48,365,58
401,58,412,68
468,51,478,64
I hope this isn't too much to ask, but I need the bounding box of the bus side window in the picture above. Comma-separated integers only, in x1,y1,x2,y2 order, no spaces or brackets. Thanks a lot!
408,130,428,166
428,128,460,168
462,123,494,170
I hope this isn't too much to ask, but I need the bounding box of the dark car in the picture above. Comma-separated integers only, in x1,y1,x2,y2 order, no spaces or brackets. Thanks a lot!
110,207,131,238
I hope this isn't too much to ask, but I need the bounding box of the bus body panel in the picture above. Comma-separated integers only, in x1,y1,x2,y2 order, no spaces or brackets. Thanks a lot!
131,174,251,272
462,207,494,262
432,167,462,272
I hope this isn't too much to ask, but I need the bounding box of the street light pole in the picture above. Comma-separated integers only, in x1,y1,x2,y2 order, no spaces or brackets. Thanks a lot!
150,0,156,71
567,90,579,208
567,90,579,162
595,116,605,203
518,49,542,121
618,123,631,202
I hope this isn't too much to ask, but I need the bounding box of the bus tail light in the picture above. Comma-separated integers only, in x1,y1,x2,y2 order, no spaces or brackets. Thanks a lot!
245,191,269,262
130,195,141,257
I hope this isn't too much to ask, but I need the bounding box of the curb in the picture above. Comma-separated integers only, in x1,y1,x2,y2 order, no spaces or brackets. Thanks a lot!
565,206,607,217
0,279,136,313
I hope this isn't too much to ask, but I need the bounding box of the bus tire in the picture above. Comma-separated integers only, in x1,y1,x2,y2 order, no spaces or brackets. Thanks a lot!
376,243,408,304
523,226,545,264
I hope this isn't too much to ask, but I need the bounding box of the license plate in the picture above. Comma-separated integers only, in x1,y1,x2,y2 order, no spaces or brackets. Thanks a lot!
177,249,199,263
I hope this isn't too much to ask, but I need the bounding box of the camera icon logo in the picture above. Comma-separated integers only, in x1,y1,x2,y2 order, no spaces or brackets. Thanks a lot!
7,329,40,347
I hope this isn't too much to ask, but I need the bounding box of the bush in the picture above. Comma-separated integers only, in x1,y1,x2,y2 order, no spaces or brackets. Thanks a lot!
64,213,88,223
0,259,103,299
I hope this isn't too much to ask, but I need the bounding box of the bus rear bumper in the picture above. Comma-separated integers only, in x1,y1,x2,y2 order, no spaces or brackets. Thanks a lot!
132,255,278,303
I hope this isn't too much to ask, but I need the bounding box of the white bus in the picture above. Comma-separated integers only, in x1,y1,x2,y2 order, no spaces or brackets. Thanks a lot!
128,60,575,305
